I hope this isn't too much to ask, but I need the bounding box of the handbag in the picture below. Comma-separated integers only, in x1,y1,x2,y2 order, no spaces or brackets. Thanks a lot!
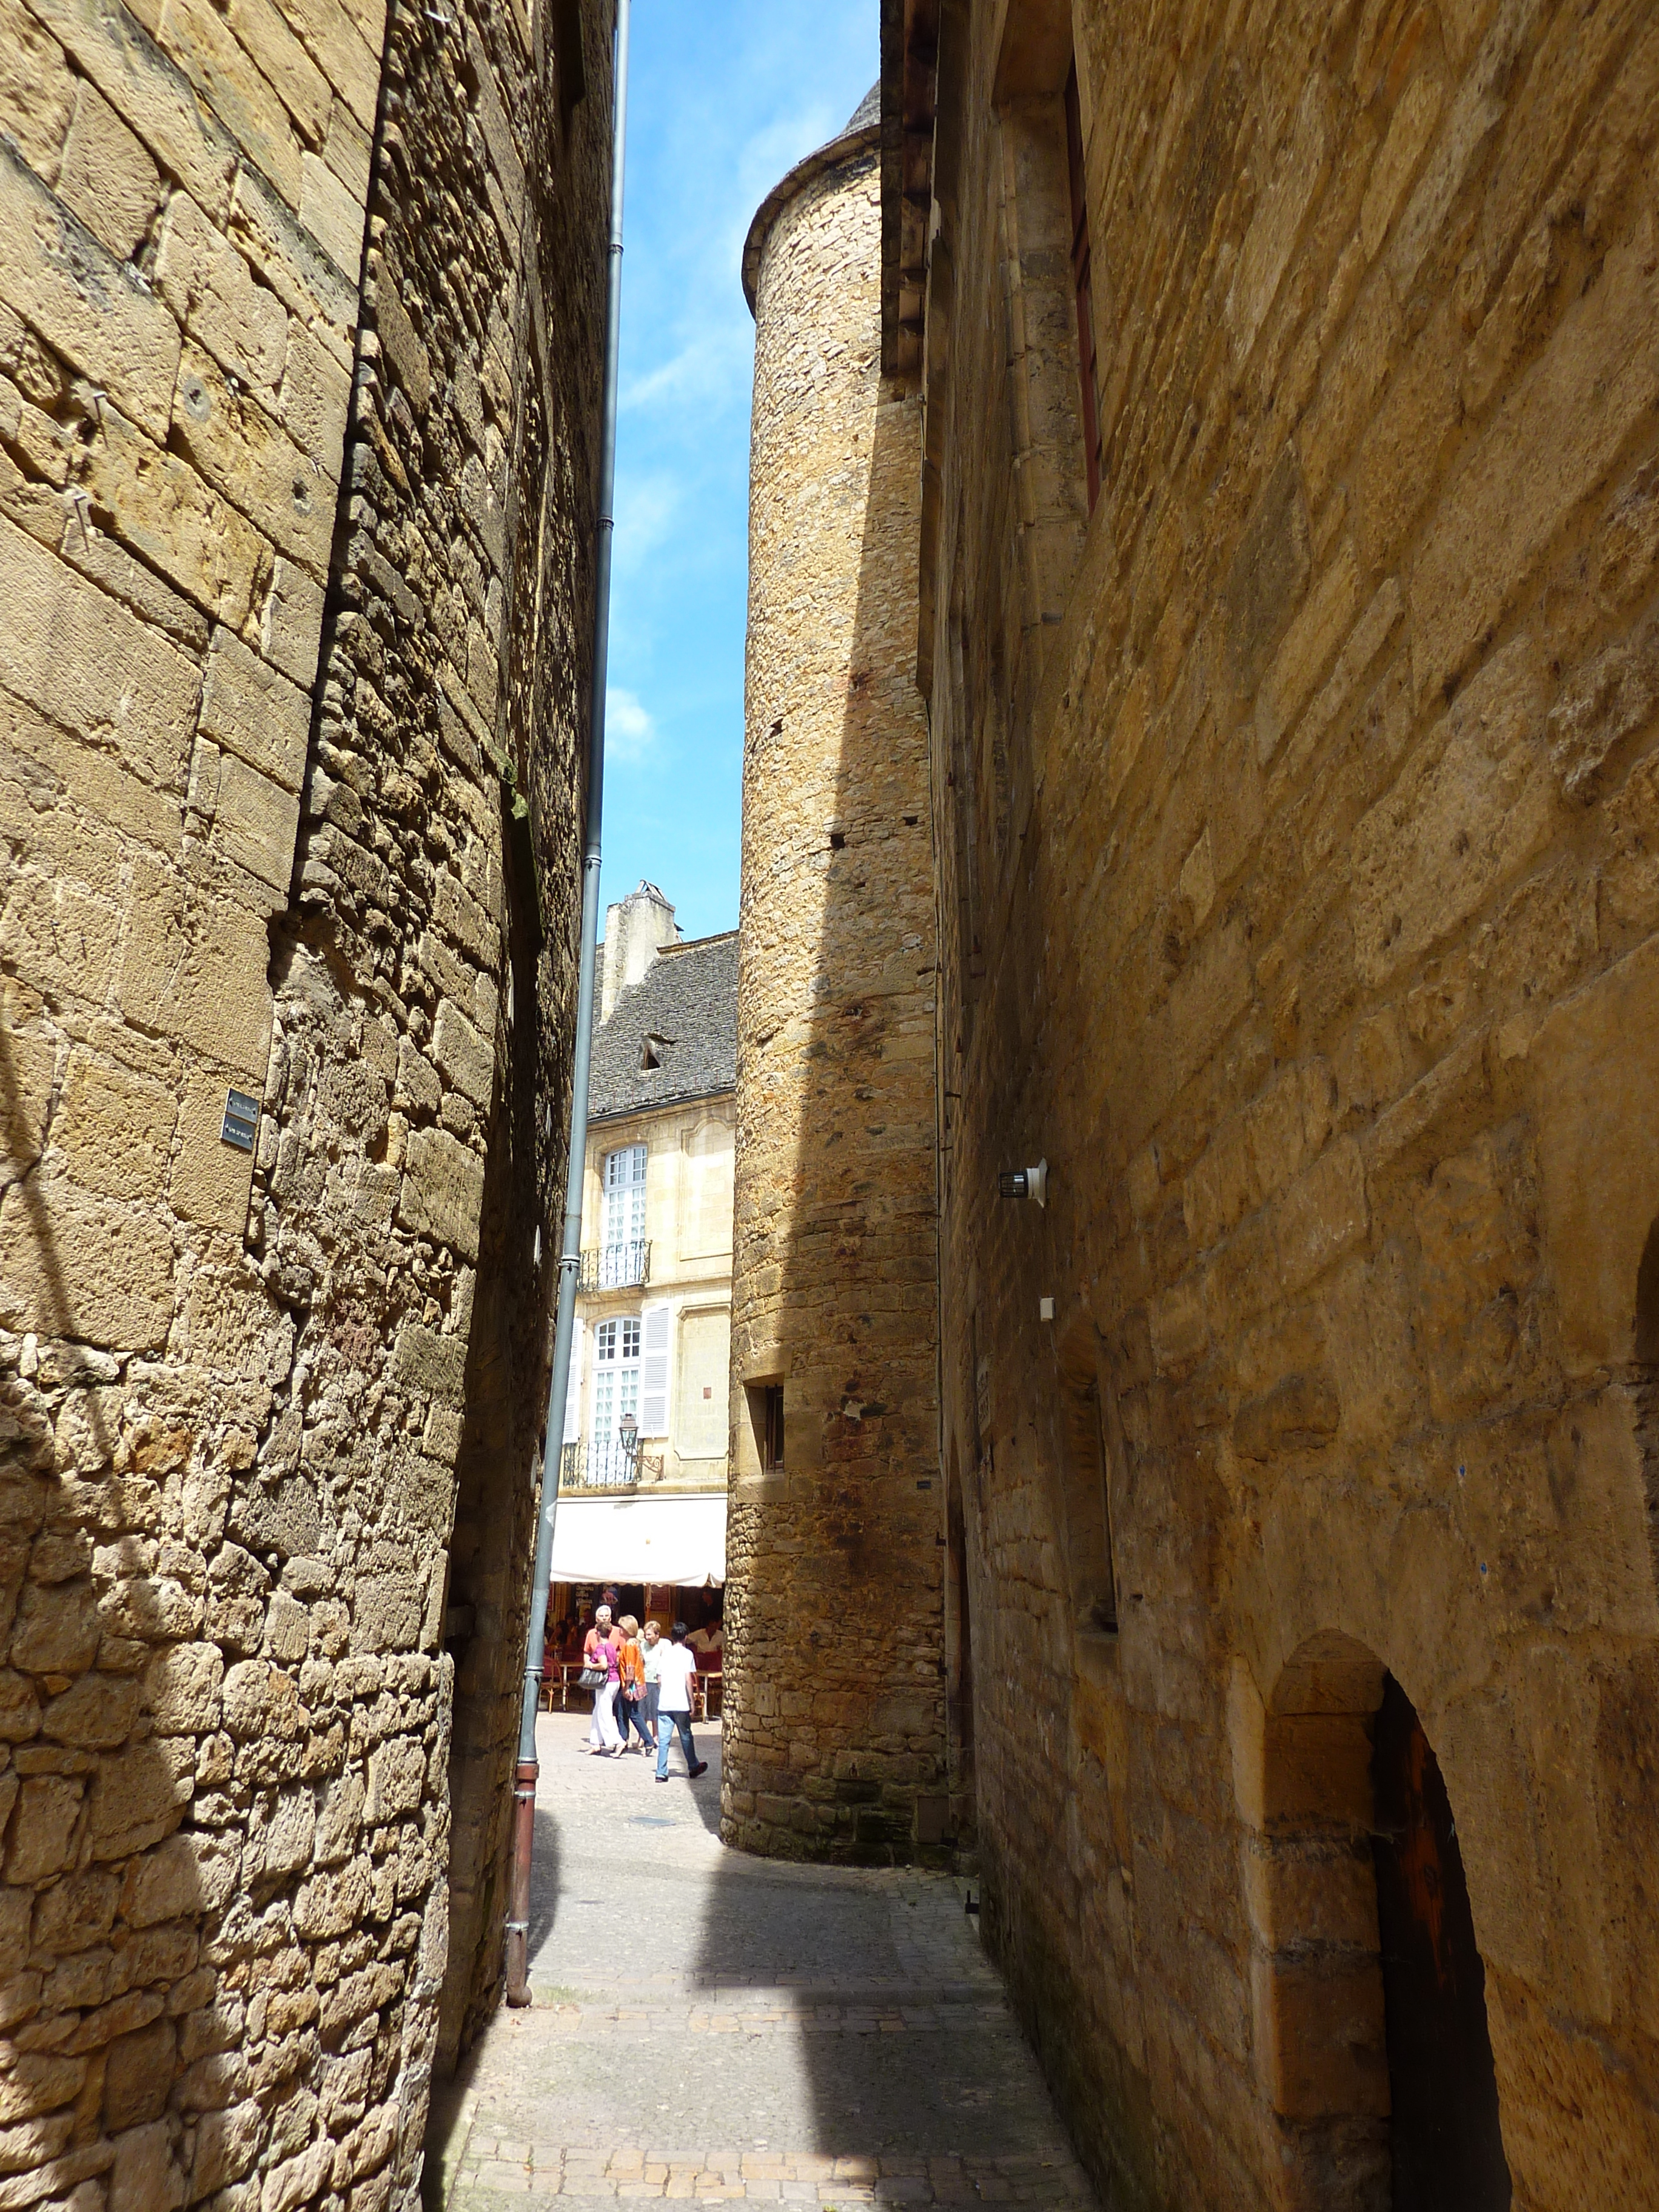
577,1663,608,1689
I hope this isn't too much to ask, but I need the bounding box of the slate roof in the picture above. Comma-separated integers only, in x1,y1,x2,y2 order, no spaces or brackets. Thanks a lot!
844,83,881,136
742,82,883,311
588,931,739,1121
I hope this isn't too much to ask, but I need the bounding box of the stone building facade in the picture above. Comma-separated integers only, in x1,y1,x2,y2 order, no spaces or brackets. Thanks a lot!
723,93,948,1863
0,0,609,2202
863,1,1659,2208
565,885,737,1498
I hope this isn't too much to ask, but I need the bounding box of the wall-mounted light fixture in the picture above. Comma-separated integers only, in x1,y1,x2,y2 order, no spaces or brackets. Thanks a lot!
997,1157,1047,1207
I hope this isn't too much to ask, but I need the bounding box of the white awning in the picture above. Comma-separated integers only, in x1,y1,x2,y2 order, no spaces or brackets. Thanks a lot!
549,1491,727,1588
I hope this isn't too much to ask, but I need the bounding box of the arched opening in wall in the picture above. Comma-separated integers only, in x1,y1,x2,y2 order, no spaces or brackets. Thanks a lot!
1632,1213,1659,1589
1053,1315,1117,1637
1249,1635,1511,2211
944,1439,976,1833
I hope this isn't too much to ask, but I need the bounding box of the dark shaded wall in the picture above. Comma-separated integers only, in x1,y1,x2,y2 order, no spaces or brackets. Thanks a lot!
913,2,1659,2208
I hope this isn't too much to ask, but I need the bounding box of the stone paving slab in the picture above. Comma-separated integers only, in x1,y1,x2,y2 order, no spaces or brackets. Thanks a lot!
426,1715,1095,2212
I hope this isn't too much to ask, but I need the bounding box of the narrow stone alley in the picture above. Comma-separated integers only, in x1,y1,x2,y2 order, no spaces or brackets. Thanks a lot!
424,1715,1096,2212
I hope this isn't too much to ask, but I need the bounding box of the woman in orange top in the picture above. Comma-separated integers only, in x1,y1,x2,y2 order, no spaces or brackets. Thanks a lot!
615,1615,654,1754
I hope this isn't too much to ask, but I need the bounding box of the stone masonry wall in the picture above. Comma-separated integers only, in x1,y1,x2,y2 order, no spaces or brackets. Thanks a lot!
725,129,946,1865
0,0,606,2203
918,3,1659,2208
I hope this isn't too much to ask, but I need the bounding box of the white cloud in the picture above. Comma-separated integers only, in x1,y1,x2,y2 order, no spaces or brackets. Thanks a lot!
606,687,658,765
614,469,684,571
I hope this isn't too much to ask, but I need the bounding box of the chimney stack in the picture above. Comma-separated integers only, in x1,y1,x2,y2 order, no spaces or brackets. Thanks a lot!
600,881,679,1021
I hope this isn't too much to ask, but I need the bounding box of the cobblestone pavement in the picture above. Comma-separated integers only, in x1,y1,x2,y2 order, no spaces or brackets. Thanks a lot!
424,1713,1096,2212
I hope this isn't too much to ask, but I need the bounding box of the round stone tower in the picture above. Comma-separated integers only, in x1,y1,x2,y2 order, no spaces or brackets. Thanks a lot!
723,89,946,1861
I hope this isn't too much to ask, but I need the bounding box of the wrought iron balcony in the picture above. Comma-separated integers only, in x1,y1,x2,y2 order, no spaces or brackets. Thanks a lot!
560,1438,642,1490
578,1239,651,1292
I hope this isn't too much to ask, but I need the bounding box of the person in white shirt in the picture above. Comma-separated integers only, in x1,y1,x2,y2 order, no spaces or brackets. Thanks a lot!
654,1622,708,1783
642,1620,665,1747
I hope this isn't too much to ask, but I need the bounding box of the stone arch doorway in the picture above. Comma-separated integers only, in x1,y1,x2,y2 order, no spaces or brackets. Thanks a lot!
1245,1633,1511,2211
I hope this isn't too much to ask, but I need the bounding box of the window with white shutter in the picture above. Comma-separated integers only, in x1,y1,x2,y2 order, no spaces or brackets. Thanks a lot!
639,1302,671,1435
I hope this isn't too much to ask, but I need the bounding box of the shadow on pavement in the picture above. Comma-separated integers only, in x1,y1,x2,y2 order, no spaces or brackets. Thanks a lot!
422,1789,562,2205
527,1801,563,1959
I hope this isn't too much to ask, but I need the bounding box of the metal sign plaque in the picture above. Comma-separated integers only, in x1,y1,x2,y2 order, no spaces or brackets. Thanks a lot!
221,1088,261,1152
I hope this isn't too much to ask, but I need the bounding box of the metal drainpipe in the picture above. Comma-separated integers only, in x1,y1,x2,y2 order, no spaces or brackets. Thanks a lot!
504,0,631,2009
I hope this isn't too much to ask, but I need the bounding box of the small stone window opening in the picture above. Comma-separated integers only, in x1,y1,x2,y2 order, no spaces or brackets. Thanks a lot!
1064,59,1103,514
1082,1384,1118,1632
830,830,846,851
1056,1319,1118,1635
1634,1213,1659,1590
640,1033,669,1071
747,1381,785,1475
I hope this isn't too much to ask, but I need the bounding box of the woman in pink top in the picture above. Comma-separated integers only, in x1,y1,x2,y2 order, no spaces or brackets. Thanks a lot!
583,1605,623,1756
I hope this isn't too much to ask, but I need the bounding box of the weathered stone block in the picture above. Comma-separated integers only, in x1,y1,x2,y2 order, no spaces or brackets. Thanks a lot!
0,512,200,782
24,0,240,221
153,0,303,209
55,78,163,264
144,1640,224,1736
190,2100,261,2198
172,343,333,577
260,554,326,689
396,1126,484,1263
349,1574,423,1655
1412,209,1659,705
43,1671,139,1750
209,746,303,903
0,1175,174,1350
0,1020,55,1181
5,1774,84,1882
116,856,272,1078
431,998,493,1108
0,2054,85,2124
169,1063,260,1235
1351,636,1551,988
0,138,179,440
102,2016,173,2127
55,1049,178,1206
391,1324,466,1406
0,0,76,176
87,1737,193,1860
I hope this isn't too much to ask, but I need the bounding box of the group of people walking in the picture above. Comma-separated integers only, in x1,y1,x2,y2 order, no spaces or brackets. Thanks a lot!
580,1607,708,1781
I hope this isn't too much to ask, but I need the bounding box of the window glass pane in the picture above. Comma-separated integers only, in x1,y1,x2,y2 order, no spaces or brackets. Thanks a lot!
597,1321,616,1361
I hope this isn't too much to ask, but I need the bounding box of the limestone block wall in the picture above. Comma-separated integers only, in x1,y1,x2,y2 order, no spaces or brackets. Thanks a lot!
916,1,1659,2207
0,0,606,2201
725,121,945,1863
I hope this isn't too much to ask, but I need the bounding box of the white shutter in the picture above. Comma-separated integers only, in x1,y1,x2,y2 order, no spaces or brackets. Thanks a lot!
639,1302,671,1435
561,1317,585,1444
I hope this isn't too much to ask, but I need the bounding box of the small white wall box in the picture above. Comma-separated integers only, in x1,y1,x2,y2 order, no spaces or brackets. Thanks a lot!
1039,1296,1055,1322
997,1157,1048,1205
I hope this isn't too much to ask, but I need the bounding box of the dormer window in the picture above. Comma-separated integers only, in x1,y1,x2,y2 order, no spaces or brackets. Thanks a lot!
640,1033,670,1071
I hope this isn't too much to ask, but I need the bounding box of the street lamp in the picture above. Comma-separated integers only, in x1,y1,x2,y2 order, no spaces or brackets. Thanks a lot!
618,1412,638,1467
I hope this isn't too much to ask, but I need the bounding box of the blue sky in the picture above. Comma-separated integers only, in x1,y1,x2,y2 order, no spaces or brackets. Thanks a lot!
599,0,879,943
